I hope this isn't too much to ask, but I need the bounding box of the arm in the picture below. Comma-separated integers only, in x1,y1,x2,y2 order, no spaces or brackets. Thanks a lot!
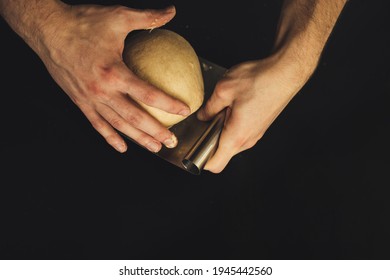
198,0,348,173
0,0,189,153
273,0,348,80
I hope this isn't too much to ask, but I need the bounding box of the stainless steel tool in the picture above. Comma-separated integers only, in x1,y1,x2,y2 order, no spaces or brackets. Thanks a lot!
126,57,227,175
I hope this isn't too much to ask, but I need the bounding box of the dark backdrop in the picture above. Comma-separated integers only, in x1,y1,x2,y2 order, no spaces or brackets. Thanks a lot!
1,0,389,259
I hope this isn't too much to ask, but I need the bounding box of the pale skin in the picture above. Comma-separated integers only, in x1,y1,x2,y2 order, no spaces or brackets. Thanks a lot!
0,0,189,153
198,0,348,173
0,0,348,173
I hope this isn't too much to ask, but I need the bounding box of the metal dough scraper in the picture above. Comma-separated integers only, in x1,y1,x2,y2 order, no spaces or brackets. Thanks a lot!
126,57,227,175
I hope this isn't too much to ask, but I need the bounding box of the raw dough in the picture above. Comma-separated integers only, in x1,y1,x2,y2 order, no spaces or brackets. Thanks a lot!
123,29,204,127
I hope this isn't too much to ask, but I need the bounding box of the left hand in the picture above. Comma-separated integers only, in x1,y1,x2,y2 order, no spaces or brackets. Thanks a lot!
197,55,313,173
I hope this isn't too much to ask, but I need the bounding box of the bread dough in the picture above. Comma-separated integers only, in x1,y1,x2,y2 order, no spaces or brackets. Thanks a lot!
123,29,204,127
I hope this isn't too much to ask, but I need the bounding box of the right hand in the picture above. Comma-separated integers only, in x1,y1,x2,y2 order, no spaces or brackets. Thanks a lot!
35,4,189,153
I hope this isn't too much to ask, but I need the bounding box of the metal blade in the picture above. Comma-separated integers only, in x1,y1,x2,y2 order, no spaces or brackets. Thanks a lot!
125,57,227,175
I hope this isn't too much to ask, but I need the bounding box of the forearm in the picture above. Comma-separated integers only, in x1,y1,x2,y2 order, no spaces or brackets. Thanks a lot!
273,0,348,81
0,0,67,54
198,0,348,173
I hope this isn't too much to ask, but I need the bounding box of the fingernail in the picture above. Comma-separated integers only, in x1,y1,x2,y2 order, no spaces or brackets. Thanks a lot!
115,142,127,153
179,108,191,116
146,141,161,153
164,134,178,148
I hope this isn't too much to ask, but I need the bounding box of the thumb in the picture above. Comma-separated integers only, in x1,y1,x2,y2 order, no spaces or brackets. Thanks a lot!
126,5,176,31
197,82,232,121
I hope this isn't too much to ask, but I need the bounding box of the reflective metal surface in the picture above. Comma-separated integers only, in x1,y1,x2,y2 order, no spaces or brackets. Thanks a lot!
120,57,227,174
156,57,227,175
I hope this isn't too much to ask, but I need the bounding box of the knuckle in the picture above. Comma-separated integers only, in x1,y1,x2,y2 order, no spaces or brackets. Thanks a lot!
109,117,124,130
90,118,105,132
139,91,157,105
99,65,120,85
108,5,126,16
86,82,107,100
153,129,171,142
112,5,128,14
134,134,150,147
203,102,214,116
165,99,181,113
114,6,133,22
125,111,143,127
105,134,120,145
214,82,230,100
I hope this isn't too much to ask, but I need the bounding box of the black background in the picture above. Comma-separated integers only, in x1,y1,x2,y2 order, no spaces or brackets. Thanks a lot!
1,0,389,259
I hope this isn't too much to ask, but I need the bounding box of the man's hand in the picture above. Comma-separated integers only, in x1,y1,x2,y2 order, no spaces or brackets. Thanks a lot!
198,56,310,173
198,0,348,173
1,1,190,153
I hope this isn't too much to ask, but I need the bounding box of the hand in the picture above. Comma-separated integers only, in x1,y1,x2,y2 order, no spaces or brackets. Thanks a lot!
197,56,313,173
35,4,189,153
195,0,347,173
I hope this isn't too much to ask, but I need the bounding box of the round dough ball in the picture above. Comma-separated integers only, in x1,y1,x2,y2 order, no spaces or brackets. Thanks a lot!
123,29,204,127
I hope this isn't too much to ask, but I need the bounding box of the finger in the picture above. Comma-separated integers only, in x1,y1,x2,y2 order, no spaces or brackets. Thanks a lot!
117,62,190,116
224,106,232,126
105,93,178,148
204,129,236,173
96,103,164,153
204,109,246,173
79,105,127,153
126,5,176,31
197,80,232,121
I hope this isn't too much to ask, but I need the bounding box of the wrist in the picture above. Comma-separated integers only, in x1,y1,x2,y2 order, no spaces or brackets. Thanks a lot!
29,1,70,57
269,0,348,89
266,40,320,92
1,0,70,57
